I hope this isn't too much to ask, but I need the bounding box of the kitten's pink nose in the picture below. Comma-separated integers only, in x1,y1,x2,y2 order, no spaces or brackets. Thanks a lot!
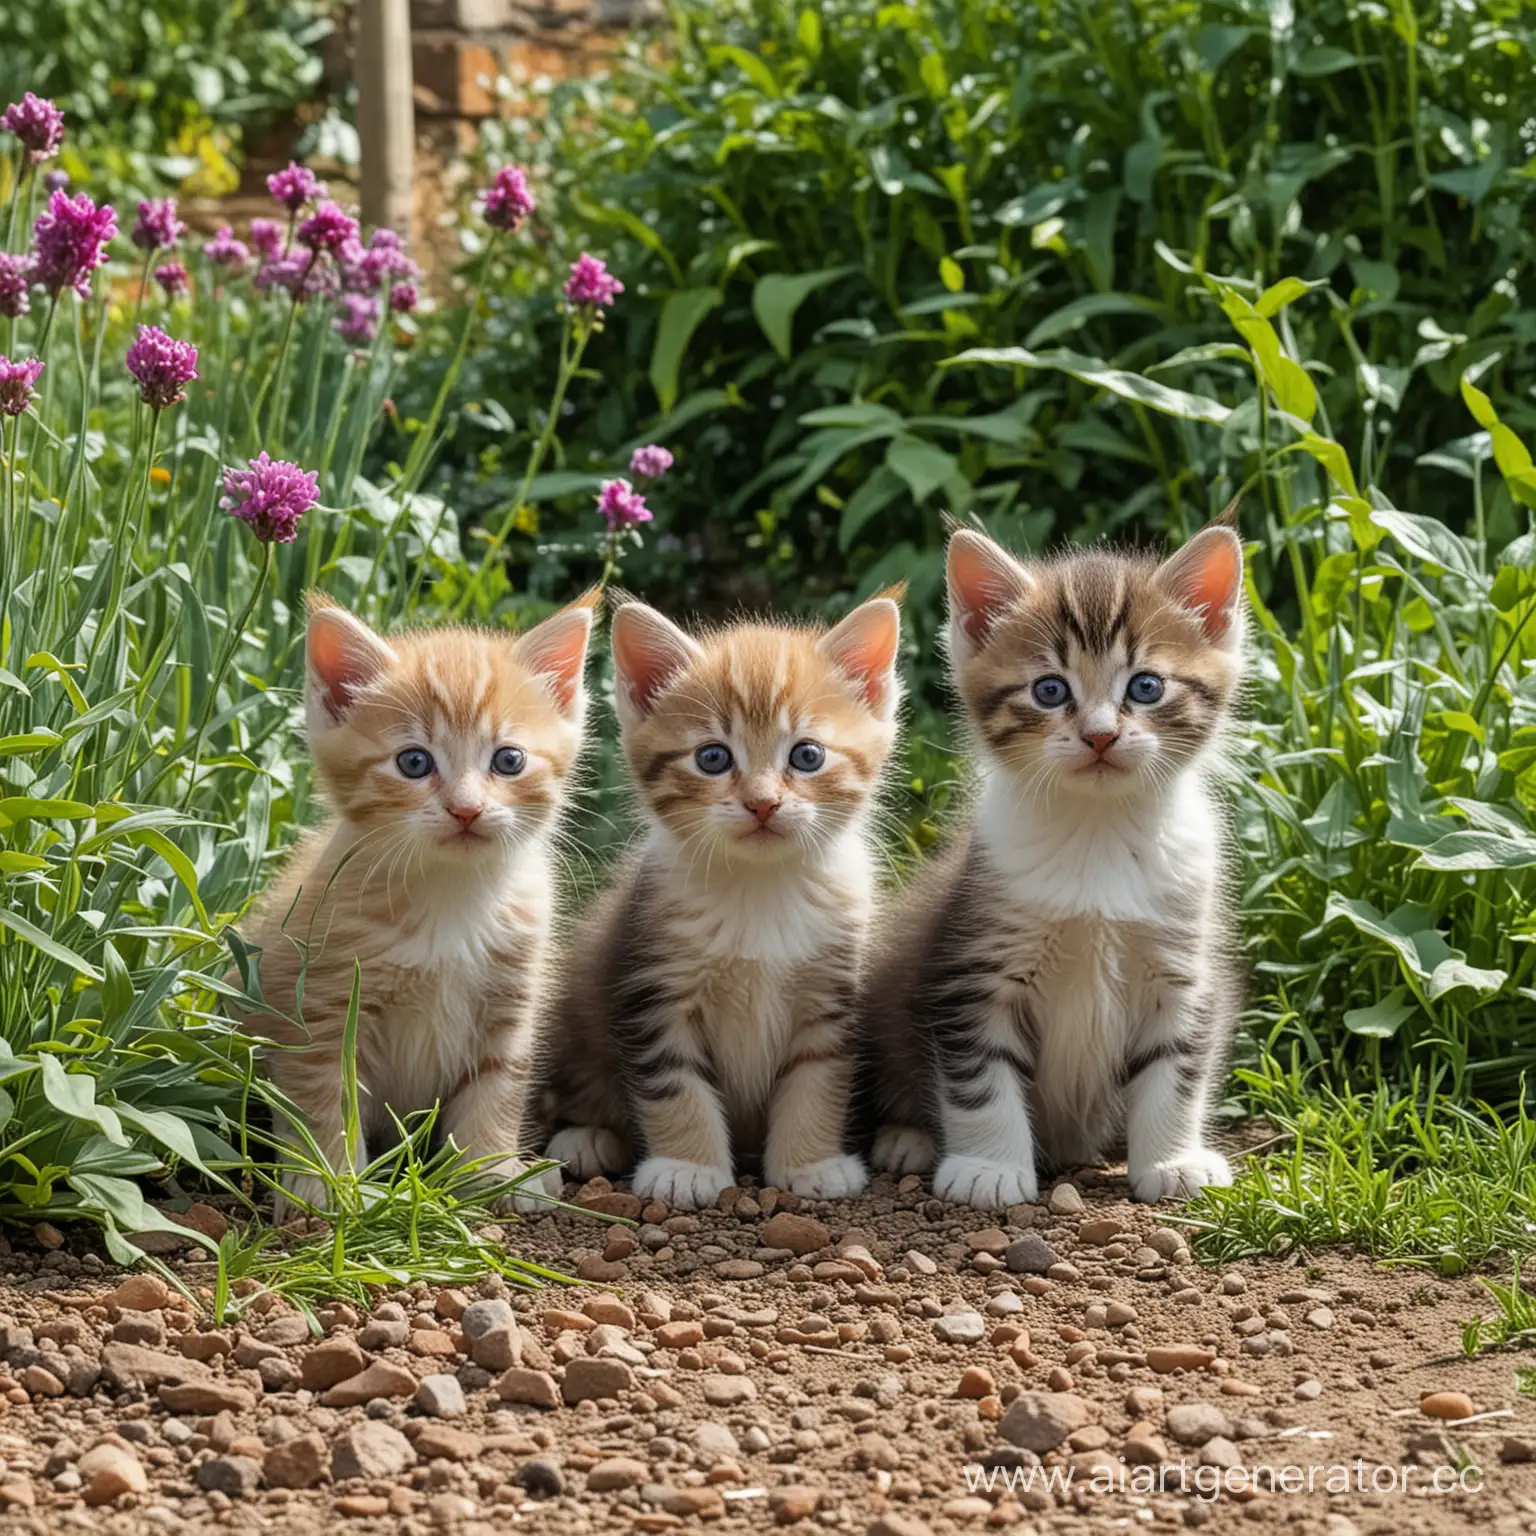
447,804,483,828
744,798,780,824
1082,731,1119,756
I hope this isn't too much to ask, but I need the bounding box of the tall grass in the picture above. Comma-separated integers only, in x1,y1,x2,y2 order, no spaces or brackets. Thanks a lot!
0,128,628,1260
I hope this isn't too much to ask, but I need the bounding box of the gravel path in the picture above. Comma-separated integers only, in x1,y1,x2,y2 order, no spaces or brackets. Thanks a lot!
0,1168,1532,1534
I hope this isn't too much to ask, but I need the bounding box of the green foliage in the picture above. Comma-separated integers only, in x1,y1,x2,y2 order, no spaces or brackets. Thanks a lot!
0,0,333,197
429,0,1536,695
1462,1260,1536,1357
0,156,618,1256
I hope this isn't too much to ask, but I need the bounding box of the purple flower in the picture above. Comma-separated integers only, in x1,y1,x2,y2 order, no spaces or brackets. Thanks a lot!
564,253,623,310
255,254,335,303
249,218,285,262
204,226,250,272
629,444,673,481
42,169,69,195
388,281,419,314
221,452,319,544
132,197,185,253
596,477,652,532
1,94,65,164
266,161,324,213
0,254,31,320
0,356,43,417
154,261,190,299
333,293,380,343
31,190,117,298
125,324,198,411
297,200,359,254
482,165,536,232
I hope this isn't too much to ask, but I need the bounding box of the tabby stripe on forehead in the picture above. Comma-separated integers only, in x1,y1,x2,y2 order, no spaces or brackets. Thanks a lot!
1056,596,1089,652
641,746,693,785
1172,674,1217,703
978,683,1022,722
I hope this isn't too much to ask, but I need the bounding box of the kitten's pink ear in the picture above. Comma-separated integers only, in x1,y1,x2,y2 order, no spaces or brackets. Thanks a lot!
947,530,1033,656
1156,526,1244,644
513,593,597,714
306,600,397,721
819,592,903,719
611,603,701,724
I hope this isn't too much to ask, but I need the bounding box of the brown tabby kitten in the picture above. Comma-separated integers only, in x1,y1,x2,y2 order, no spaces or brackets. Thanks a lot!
864,526,1244,1209
244,593,594,1217
538,595,903,1210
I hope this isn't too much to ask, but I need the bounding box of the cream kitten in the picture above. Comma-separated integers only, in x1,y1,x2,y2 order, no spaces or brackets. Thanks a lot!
244,593,594,1217
538,594,903,1210
864,526,1244,1209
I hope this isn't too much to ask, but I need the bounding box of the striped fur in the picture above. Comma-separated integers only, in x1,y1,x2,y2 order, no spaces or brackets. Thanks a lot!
538,596,902,1210
863,527,1244,1208
242,593,594,1217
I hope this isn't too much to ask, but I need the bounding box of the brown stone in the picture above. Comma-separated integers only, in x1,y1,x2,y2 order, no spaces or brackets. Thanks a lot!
264,1432,330,1490
108,1274,172,1312
562,1355,633,1403
159,1380,257,1414
335,1495,390,1517
1146,1345,1216,1374
759,1212,828,1256
415,1424,482,1461
497,1367,560,1409
1421,1391,1475,1421
301,1336,368,1389
956,1366,995,1399
587,1456,649,1491
101,1341,206,1389
322,1360,417,1406
409,1329,457,1358
655,1321,704,1349
80,1444,148,1505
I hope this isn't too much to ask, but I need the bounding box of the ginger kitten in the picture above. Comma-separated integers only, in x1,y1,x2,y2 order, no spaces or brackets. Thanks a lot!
865,526,1244,1209
245,593,594,1216
539,594,903,1210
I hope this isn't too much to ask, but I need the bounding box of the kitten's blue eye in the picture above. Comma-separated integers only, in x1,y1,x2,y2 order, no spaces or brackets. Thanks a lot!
396,748,434,779
1032,676,1071,708
1127,672,1165,704
695,743,733,775
788,740,826,773
491,746,526,776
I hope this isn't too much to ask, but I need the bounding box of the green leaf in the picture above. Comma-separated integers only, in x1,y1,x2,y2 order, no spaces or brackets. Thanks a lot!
1216,289,1316,419
101,942,134,1023
796,6,821,56
884,436,958,503
38,1055,127,1145
0,796,94,826
1292,45,1364,76
1024,294,1162,349
995,182,1075,228
0,731,63,759
1415,830,1536,872
838,466,907,552
115,1104,219,1178
1342,988,1416,1038
943,347,1232,424
1369,508,1479,578
649,288,722,414
752,267,858,359
0,908,103,982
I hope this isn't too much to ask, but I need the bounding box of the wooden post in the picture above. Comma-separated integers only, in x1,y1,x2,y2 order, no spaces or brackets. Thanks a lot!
357,0,416,236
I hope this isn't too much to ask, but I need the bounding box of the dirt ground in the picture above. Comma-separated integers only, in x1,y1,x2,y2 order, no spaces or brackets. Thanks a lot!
0,1164,1532,1535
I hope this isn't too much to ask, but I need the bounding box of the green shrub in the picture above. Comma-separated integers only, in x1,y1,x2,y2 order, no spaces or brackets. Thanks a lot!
420,0,1535,703
0,0,333,199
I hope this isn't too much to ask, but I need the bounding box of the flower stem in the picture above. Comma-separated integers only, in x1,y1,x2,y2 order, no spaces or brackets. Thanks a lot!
175,538,274,809
454,312,589,618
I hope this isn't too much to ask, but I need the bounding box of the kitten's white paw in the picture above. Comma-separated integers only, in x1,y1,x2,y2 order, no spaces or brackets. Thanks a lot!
773,1154,869,1201
871,1124,936,1175
488,1158,563,1215
546,1124,626,1180
633,1157,733,1211
1129,1149,1232,1204
933,1155,1038,1211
